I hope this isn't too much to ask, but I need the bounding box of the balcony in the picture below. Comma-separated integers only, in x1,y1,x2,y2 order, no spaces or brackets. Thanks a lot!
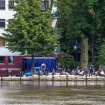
54,28,61,36
53,47,61,55
51,7,60,18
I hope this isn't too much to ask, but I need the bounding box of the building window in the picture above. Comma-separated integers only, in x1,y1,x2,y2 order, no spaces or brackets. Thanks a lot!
0,37,5,46
0,0,5,10
41,1,49,11
0,56,5,63
8,0,14,9
0,19,5,28
8,56,14,63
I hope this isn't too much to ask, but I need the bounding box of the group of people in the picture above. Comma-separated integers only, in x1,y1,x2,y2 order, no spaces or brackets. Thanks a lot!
34,62,49,75
34,63,105,77
67,65,105,76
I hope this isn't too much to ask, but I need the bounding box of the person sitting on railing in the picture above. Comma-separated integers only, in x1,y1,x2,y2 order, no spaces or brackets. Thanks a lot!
79,69,84,76
66,69,71,74
41,62,46,74
62,68,66,75
72,68,75,75
45,68,49,76
52,69,56,75
99,69,105,76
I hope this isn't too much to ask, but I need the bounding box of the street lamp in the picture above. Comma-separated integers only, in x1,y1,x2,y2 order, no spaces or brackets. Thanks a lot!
74,40,78,69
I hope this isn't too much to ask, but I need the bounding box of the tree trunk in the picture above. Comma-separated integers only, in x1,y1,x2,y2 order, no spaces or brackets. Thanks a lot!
80,38,88,70
32,55,34,74
49,0,53,11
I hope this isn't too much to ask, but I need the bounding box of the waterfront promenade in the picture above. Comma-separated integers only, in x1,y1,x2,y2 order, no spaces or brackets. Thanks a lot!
1,75,105,81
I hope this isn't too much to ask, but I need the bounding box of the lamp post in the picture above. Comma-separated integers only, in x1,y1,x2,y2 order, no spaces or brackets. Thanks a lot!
74,40,78,70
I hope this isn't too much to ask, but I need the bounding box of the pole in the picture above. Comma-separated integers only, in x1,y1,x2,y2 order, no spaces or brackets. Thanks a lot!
74,40,78,75
1,75,2,85
38,75,40,88
66,74,68,86
38,75,40,82
85,70,87,86
20,71,22,84
76,40,78,68
52,74,54,81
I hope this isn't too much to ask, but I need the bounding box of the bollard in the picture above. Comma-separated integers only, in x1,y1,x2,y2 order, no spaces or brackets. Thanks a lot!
96,75,97,85
85,72,87,86
38,75,40,82
11,76,12,82
20,70,23,84
52,74,54,86
38,80,40,88
66,74,68,86
20,74,21,84
1,75,2,84
52,74,54,81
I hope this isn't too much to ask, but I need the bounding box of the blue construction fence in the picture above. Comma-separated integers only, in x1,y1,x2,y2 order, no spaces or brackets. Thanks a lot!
21,57,56,72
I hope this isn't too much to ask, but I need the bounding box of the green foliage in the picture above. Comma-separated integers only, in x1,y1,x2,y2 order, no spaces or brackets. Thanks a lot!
2,0,59,56
58,57,75,69
98,43,105,65
57,0,105,67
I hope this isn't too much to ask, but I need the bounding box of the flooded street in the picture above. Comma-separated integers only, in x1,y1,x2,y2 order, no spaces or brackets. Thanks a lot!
0,81,105,105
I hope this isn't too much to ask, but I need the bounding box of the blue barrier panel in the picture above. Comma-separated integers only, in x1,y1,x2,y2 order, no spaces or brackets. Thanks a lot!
22,57,56,72
25,72,33,77
35,67,41,71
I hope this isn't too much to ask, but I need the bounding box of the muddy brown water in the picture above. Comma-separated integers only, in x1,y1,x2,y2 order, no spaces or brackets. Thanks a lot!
0,81,105,105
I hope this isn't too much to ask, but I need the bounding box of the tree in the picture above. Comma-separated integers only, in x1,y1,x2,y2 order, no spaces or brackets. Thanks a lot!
57,0,105,69
98,43,105,65
57,0,91,68
2,0,59,73
57,0,72,54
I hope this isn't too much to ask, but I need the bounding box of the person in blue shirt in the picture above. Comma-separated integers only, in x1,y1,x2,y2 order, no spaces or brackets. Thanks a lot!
90,65,94,76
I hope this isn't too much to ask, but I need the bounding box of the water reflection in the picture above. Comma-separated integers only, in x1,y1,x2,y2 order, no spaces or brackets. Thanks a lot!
0,81,105,105
0,80,105,87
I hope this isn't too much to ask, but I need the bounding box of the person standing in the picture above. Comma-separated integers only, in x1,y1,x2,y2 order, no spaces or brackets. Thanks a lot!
41,62,46,74
90,65,94,76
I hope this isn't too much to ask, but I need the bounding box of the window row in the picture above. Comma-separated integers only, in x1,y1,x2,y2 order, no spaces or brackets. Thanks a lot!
0,56,14,63
0,19,13,28
0,0,14,10
0,0,49,10
0,19,11,46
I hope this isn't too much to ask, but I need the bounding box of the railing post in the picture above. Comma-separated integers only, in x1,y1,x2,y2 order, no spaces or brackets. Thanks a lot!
52,74,54,81
52,74,54,86
1,75,2,84
20,71,22,84
85,71,87,86
96,75,97,85
38,75,40,82
66,74,68,86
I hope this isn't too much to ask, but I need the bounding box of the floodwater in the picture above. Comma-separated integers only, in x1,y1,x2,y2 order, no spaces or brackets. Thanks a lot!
0,81,105,105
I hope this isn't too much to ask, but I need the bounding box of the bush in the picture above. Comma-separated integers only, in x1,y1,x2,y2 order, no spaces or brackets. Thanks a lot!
57,57,75,69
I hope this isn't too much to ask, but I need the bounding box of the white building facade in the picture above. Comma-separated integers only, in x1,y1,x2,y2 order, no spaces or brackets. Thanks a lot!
0,0,58,68
0,0,58,56
0,0,21,56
